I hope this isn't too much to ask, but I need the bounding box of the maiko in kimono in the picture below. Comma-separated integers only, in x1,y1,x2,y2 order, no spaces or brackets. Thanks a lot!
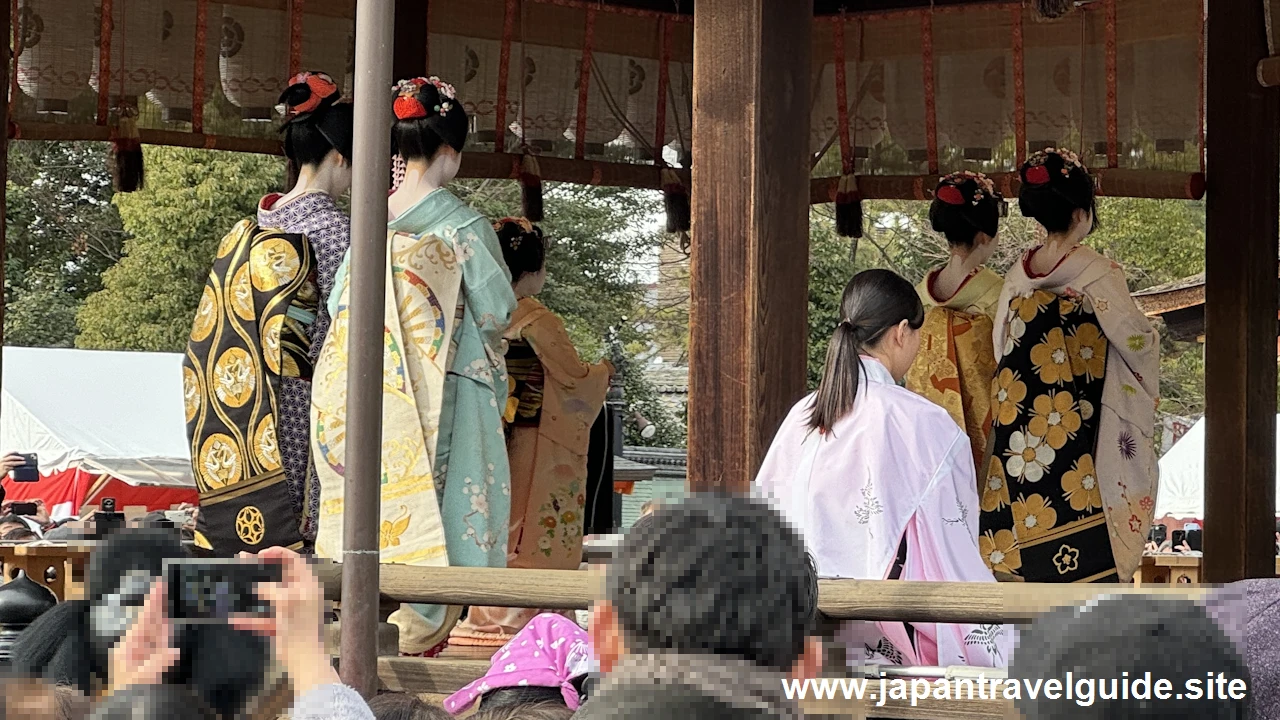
755,269,1008,669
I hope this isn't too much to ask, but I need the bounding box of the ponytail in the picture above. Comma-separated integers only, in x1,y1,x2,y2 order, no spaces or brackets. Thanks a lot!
807,269,924,434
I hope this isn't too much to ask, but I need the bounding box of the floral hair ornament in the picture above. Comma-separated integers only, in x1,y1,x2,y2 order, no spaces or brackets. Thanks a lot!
937,170,1000,207
495,216,536,249
393,76,458,120
1024,147,1086,186
276,71,339,118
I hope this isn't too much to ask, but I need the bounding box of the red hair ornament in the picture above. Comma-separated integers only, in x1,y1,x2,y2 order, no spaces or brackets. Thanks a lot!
936,184,966,205
1024,164,1051,186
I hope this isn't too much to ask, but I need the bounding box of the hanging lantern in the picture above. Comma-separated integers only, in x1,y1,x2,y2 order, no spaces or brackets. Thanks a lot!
16,0,97,115
91,0,164,109
1132,37,1198,153
810,62,839,161
1024,46,1076,151
938,51,1010,162
615,56,659,160
219,5,288,122
563,51,625,157
301,13,354,95
851,59,887,156
882,55,928,164
147,0,196,123
508,43,577,152
429,32,501,147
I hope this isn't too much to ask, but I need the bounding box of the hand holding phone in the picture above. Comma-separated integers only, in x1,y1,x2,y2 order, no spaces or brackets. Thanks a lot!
10,454,38,483
165,559,282,624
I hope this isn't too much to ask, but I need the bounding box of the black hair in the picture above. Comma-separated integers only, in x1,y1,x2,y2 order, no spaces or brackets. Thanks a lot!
367,693,452,720
606,494,818,672
929,176,1002,248
479,686,566,712
1018,150,1099,235
809,268,924,434
495,220,546,284
0,514,25,527
468,701,575,720
392,78,469,162
89,683,219,720
278,72,354,188
2,527,37,542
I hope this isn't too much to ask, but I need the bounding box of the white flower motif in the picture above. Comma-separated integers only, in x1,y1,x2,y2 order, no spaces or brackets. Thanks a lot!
470,492,489,515
1079,399,1095,421
1005,430,1056,483
518,680,530,687
536,639,545,648
551,637,566,649
1004,317,1026,357
504,663,518,672
538,536,552,550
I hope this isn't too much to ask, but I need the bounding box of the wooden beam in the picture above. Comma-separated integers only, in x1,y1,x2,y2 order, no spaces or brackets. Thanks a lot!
1203,0,1280,582
688,0,812,492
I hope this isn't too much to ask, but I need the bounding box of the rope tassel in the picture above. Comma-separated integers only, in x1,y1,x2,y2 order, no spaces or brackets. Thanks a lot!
661,168,690,234
519,154,544,222
111,105,144,193
835,174,863,239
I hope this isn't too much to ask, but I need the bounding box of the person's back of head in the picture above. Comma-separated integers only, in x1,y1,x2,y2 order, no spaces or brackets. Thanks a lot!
0,678,90,720
89,683,219,720
467,701,574,720
1011,594,1249,719
367,692,452,720
595,494,817,674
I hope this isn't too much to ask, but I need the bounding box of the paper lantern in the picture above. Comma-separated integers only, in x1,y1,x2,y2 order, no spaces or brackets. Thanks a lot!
615,56,660,159
301,13,354,95
428,33,502,147
851,59,887,154
882,55,928,163
1132,37,1198,152
1024,47,1076,151
810,63,839,159
147,0,196,123
91,0,163,109
16,0,96,115
562,51,625,155
937,51,1010,161
219,5,288,122
508,43,577,151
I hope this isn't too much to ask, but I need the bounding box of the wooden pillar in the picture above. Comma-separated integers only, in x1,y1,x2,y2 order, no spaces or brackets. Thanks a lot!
1203,0,1280,582
392,0,428,79
687,0,812,491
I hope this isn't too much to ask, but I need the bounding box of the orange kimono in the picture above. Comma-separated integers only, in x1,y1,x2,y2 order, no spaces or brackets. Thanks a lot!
450,297,612,646
905,267,1003,475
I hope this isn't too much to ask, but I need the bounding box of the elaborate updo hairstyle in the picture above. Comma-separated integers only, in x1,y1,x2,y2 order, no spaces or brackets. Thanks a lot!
392,76,470,162
277,71,354,188
494,217,546,283
929,170,1004,248
809,269,924,434
1018,147,1098,234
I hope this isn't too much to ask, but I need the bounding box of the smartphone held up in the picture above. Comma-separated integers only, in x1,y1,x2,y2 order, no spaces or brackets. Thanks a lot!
164,558,282,624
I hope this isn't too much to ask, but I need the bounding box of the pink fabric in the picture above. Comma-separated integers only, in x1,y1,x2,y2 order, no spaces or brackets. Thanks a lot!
443,613,592,714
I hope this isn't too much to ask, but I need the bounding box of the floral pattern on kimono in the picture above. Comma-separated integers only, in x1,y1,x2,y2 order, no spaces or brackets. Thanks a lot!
258,191,351,541
986,246,1160,584
906,267,1004,477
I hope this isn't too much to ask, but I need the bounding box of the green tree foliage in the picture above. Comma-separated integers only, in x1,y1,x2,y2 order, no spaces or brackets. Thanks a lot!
75,147,284,351
5,141,126,347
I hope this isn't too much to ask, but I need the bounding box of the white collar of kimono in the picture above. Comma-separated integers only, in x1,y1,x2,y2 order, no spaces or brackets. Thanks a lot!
858,355,896,386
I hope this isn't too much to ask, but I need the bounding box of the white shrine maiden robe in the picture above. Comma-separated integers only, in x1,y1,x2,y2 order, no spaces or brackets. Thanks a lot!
754,356,1008,668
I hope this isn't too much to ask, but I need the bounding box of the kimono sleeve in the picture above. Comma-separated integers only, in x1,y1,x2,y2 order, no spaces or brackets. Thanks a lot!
459,219,517,348
906,429,1011,667
524,310,605,384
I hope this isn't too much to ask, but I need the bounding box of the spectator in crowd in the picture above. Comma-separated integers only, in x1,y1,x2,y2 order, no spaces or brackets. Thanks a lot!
367,693,451,720
90,684,218,720
467,702,573,720
104,544,375,720
3,526,39,543
574,495,819,720
11,527,270,717
0,677,89,720
1010,594,1249,719
444,613,591,715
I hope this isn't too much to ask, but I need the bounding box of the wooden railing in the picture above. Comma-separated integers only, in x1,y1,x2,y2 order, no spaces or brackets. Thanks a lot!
312,561,1210,719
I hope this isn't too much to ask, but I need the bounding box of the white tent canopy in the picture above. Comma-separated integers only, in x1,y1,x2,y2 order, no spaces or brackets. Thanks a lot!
1154,415,1280,519
0,347,193,488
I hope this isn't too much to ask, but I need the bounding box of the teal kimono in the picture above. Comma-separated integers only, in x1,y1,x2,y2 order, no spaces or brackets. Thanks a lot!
330,188,516,570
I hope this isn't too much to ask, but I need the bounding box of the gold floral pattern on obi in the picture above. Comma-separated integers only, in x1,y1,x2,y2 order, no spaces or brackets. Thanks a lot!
199,433,242,488
183,366,201,423
1061,454,1102,512
213,347,256,408
1011,494,1057,541
980,529,1021,574
1028,391,1081,450
249,237,302,292
1029,327,1073,385
254,414,282,470
192,286,217,342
